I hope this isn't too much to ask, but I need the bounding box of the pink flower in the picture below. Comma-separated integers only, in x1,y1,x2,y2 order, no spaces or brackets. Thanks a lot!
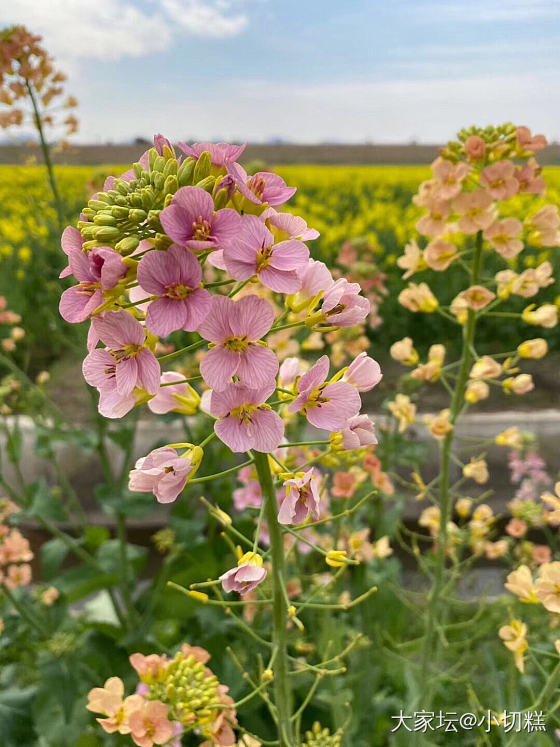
295,258,334,298
159,186,240,252
128,446,202,503
416,198,451,237
136,245,211,336
59,227,127,323
483,218,523,259
289,355,361,431
278,357,305,388
83,311,160,416
343,352,382,391
320,278,370,326
129,700,174,747
223,215,309,293
226,162,296,205
261,207,319,241
147,371,200,414
129,653,168,680
233,466,262,510
517,126,547,153
480,161,518,200
278,469,321,525
341,414,378,449
220,559,267,595
198,295,278,391
210,381,284,453
177,141,246,166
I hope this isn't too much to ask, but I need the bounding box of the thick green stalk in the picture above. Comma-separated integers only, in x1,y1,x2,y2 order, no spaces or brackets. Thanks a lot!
25,79,64,228
253,451,294,747
421,231,483,675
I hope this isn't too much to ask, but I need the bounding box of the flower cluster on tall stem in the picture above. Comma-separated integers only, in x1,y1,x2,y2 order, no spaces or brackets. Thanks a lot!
61,136,382,746
391,122,558,701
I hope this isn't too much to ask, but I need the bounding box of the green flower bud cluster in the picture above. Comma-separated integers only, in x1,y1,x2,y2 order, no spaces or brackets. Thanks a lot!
77,145,217,254
302,722,342,747
146,652,222,733
441,122,519,163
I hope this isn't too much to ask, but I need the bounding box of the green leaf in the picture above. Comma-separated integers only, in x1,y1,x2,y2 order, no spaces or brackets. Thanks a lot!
84,526,110,551
26,478,67,521
94,483,154,519
41,537,69,580
54,566,116,603
95,539,147,576
0,686,37,746
5,423,22,464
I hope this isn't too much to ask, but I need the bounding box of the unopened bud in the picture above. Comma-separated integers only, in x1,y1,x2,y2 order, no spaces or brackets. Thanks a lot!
193,151,211,182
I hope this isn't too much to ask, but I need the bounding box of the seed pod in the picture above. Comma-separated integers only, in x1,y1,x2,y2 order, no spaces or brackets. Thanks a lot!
193,151,211,183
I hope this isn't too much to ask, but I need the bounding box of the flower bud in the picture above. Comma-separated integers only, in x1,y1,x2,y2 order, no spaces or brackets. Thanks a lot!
326,550,349,567
177,157,196,186
193,151,212,183
465,379,489,403
518,338,548,359
196,175,216,194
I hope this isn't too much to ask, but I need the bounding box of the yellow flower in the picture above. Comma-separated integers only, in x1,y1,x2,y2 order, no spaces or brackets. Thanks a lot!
463,458,489,484
504,565,539,603
535,562,560,613
424,409,453,440
388,394,416,433
498,620,528,673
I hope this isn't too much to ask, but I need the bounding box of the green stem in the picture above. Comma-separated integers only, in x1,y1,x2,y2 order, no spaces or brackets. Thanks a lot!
253,451,294,747
25,79,64,228
421,230,483,679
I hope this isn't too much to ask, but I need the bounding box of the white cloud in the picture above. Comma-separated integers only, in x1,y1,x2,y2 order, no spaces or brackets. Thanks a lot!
161,0,248,37
0,0,250,65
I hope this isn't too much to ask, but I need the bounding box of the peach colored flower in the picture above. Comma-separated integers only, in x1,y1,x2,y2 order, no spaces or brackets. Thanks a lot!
533,545,552,565
465,379,489,403
470,356,502,380
390,337,419,366
483,218,523,259
503,374,534,395
425,409,453,440
464,135,486,160
87,678,144,735
536,562,560,613
459,285,495,311
424,239,458,271
398,282,438,313
540,482,560,522
498,620,528,673
129,653,168,682
522,304,558,328
397,239,427,279
518,338,548,359
129,700,174,747
515,158,546,195
4,563,32,589
485,540,508,559
529,205,560,247
388,394,416,433
432,156,470,200
410,343,446,382
416,200,452,238
480,161,518,200
453,189,496,234
506,518,528,538
517,126,547,154
505,565,538,603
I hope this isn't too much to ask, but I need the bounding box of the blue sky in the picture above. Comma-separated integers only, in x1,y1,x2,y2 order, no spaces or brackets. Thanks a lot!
2,0,559,143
